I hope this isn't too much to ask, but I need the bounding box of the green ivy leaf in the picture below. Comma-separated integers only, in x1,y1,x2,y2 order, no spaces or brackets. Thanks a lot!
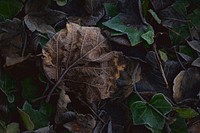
130,93,172,130
189,8,200,27
103,15,154,46
131,101,165,129
145,125,163,133
6,123,20,133
22,101,51,129
149,93,172,115
103,3,118,17
159,50,168,62
21,77,39,102
169,26,189,45
18,107,34,131
0,75,16,103
0,121,6,132
54,0,68,6
169,116,188,133
0,0,23,21
141,26,154,44
174,107,199,119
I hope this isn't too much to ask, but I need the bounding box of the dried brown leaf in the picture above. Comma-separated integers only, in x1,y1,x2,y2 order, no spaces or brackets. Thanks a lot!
0,18,23,58
63,113,96,133
42,23,125,102
55,88,71,124
173,68,200,102
189,121,200,133
192,57,200,67
5,54,30,67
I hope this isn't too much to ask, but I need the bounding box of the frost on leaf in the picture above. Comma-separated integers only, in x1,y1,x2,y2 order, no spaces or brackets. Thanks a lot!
42,23,125,102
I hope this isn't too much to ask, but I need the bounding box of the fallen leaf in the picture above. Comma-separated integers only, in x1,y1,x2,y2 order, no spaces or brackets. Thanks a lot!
18,107,34,131
82,7,105,26
189,120,200,133
42,23,126,102
173,67,200,102
63,113,96,133
149,0,174,11
55,88,71,124
0,18,23,58
158,1,188,28
34,126,54,133
24,1,66,36
192,57,200,67
187,40,200,53
5,54,30,67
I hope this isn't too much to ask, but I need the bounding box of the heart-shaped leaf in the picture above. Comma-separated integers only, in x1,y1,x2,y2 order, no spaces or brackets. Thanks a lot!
130,93,172,129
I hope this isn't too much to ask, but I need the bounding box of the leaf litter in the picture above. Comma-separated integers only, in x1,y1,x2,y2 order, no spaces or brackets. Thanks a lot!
0,0,200,132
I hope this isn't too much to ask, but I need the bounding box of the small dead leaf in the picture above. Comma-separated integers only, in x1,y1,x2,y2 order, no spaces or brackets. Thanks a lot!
187,40,200,53
55,88,71,124
42,23,126,102
34,126,54,133
5,54,30,67
192,57,200,67
82,8,105,26
173,67,200,102
24,6,66,36
173,71,186,102
0,18,24,59
189,121,200,133
63,113,96,133
24,14,55,35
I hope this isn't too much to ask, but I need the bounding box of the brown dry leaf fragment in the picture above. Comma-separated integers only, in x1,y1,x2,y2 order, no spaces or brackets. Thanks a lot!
173,68,200,102
42,22,125,102
192,57,200,67
55,87,71,124
189,121,200,133
0,18,23,58
63,113,96,133
5,54,31,67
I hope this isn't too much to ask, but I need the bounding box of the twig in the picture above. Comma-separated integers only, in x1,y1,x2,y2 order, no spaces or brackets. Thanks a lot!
32,93,58,103
81,100,106,125
153,44,169,89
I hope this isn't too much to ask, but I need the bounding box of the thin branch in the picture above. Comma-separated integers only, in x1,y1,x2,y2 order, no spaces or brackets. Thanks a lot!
80,100,106,124
153,44,169,89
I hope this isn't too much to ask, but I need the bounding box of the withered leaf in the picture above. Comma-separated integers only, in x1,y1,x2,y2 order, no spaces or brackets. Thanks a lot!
187,40,200,53
0,18,24,58
55,88,71,124
63,113,96,133
24,6,66,36
173,68,200,102
5,54,31,67
192,57,200,67
189,121,200,133
42,23,125,102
